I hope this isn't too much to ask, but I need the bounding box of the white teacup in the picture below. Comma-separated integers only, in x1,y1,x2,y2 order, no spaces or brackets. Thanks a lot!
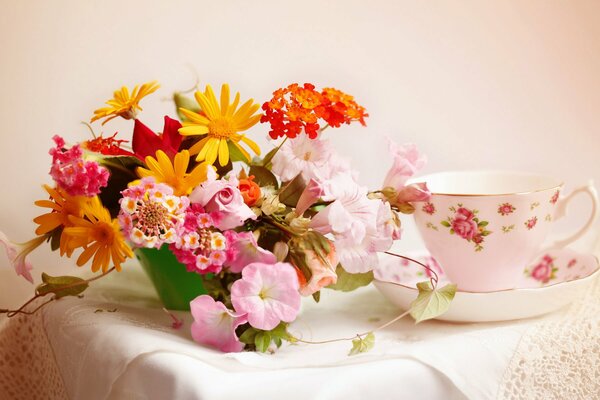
411,171,599,291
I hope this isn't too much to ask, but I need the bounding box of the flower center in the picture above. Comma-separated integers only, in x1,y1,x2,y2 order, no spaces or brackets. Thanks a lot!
136,201,170,237
93,222,115,244
208,118,236,138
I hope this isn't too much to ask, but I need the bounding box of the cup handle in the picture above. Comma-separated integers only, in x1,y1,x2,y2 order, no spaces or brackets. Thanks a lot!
547,180,599,249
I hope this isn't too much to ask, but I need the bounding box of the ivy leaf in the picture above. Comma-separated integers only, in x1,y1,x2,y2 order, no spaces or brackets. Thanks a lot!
249,165,279,189
254,332,272,353
279,175,306,207
409,281,457,323
36,273,89,299
173,92,200,121
349,332,375,356
327,265,373,292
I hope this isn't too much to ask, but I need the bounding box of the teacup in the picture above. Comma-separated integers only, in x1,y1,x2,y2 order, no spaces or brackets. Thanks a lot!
411,171,599,291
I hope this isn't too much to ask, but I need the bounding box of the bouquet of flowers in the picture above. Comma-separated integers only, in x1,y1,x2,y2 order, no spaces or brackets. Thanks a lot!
1,80,451,354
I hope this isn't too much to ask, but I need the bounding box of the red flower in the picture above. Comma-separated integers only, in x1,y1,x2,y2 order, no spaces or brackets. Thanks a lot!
81,132,134,156
238,176,261,207
132,116,183,161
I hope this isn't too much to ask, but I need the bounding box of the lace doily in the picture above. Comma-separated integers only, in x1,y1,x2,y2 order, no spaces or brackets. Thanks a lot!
498,277,600,399
0,305,68,400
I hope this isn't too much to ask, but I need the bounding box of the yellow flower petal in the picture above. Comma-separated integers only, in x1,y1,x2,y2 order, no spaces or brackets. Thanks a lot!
179,125,210,136
220,84,230,116
218,138,229,166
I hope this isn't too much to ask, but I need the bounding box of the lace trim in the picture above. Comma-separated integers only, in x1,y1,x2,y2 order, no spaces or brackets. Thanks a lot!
498,277,600,399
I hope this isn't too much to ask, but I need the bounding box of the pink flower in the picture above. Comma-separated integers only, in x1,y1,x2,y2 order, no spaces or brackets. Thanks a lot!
49,135,109,197
298,242,338,296
525,216,538,230
271,136,337,182
224,231,277,273
310,174,380,244
497,203,515,216
451,207,478,240
567,258,577,268
422,202,436,215
190,176,256,231
531,259,553,283
377,201,402,240
295,179,325,216
190,295,248,353
230,262,301,330
423,256,444,279
119,178,188,249
0,231,45,284
550,190,560,205
395,182,431,203
336,225,393,273
383,141,427,190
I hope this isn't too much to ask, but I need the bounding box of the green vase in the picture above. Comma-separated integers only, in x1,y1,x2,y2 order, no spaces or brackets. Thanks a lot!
135,245,207,310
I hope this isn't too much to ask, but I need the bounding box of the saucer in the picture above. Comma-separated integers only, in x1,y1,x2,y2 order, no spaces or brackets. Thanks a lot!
373,248,600,322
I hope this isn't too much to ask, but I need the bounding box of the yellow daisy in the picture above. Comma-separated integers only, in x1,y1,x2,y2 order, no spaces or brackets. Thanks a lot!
178,84,262,166
63,197,133,273
136,150,213,196
91,81,160,125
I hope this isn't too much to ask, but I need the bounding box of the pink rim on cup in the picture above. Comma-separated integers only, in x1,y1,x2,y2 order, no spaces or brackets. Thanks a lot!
411,171,599,292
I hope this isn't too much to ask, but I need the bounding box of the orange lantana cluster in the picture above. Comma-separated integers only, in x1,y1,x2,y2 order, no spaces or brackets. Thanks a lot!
261,83,368,139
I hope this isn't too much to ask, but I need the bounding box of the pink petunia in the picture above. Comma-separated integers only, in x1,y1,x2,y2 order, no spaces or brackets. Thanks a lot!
230,262,301,330
382,141,427,190
224,231,276,273
190,295,248,353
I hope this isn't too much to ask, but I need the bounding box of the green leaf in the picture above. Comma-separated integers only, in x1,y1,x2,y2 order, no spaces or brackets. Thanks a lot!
396,203,415,214
440,220,451,227
409,281,457,323
269,322,290,340
312,291,321,303
239,327,258,345
349,332,375,356
254,332,272,353
279,175,306,207
479,221,489,227
99,156,144,218
328,265,374,292
227,141,251,164
249,165,279,189
49,227,63,252
173,92,200,121
260,147,280,167
36,273,89,299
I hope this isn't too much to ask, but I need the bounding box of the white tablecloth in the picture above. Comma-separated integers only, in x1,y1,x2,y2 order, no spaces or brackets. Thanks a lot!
2,252,600,399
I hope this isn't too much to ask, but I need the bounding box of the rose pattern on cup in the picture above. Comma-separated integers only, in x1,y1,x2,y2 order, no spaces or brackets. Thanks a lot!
567,258,577,268
550,190,560,204
530,201,540,210
497,202,515,216
440,205,492,251
422,202,436,215
526,254,557,283
525,216,538,230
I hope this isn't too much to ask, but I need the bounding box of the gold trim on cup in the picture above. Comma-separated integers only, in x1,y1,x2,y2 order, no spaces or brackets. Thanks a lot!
430,183,564,197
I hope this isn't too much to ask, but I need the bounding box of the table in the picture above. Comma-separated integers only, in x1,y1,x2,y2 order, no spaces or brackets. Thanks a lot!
1,257,600,399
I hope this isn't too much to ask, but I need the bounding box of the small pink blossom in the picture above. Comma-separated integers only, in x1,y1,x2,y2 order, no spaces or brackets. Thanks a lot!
295,179,325,217
550,190,560,205
567,258,577,268
531,256,554,283
0,231,44,283
497,203,515,216
190,176,256,231
224,231,276,273
423,256,444,279
451,207,478,240
230,262,301,330
49,135,109,197
395,182,431,203
190,295,248,353
336,226,393,274
383,141,427,191
422,202,436,215
525,216,538,230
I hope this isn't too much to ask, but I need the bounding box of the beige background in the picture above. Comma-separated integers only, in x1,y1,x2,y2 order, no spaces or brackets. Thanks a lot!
1,0,600,305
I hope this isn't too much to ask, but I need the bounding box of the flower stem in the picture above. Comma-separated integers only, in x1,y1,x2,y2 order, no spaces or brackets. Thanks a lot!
384,251,439,287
